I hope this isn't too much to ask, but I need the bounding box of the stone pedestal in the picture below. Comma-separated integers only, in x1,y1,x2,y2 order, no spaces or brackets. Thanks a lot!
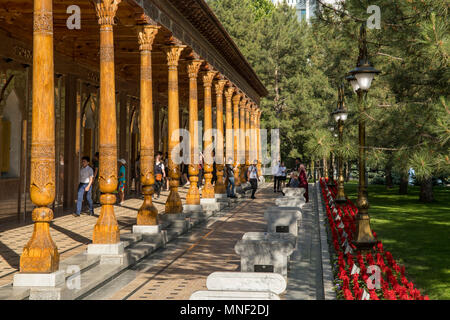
132,225,162,234
201,198,220,212
264,207,302,237
235,232,296,277
206,272,286,294
215,193,228,199
13,270,65,287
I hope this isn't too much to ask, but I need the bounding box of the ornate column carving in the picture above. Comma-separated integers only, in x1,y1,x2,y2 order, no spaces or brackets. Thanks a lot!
239,98,247,183
214,79,227,195
224,85,235,164
20,0,59,273
232,92,242,186
256,108,262,176
92,0,121,244
163,42,185,214
244,102,251,182
250,104,257,164
137,24,159,225
186,59,203,205
202,69,217,199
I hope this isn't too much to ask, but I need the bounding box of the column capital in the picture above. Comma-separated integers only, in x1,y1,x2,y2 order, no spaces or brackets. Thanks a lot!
215,79,227,95
232,91,242,104
137,25,160,51
239,97,248,109
202,70,217,88
94,0,121,25
187,60,203,79
224,86,235,100
163,45,186,67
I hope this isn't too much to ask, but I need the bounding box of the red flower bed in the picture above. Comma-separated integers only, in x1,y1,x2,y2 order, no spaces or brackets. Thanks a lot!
319,178,429,300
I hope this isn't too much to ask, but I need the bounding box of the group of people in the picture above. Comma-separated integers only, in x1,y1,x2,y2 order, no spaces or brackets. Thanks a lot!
74,151,261,216
272,157,309,202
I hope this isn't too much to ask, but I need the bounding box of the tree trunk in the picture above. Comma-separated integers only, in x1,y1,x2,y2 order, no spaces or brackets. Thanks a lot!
399,173,408,195
385,165,393,189
419,177,434,202
345,161,350,182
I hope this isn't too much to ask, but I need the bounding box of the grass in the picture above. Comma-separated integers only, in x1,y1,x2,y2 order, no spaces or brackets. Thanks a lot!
343,181,450,300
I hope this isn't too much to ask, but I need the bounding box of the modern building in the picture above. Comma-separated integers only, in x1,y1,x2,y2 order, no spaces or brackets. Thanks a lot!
271,0,341,22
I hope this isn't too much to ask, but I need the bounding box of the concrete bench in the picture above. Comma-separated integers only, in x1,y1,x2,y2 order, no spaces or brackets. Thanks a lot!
206,272,286,295
264,207,302,237
282,187,306,199
275,197,306,209
190,290,280,300
235,232,296,277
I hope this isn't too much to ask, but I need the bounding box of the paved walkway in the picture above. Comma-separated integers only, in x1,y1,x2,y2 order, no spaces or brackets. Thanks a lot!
0,186,191,287
84,183,334,300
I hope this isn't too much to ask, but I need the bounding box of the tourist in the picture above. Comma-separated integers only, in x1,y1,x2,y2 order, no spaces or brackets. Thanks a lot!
272,160,280,193
289,171,300,188
226,157,236,198
198,152,204,189
154,152,165,199
74,156,94,217
277,161,287,192
247,159,259,199
299,164,309,202
118,158,126,205
211,150,217,186
92,152,100,204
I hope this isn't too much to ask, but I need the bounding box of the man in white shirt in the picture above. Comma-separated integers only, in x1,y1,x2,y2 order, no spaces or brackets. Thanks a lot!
74,156,94,217
272,160,280,193
247,160,259,199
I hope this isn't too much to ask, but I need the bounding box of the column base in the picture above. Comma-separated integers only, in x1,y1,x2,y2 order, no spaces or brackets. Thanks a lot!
87,242,125,255
200,198,217,204
132,225,162,235
13,270,65,287
183,204,203,212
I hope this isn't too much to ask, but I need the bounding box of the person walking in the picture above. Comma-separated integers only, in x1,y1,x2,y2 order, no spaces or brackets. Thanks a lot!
247,160,259,199
272,160,280,193
118,158,126,205
154,152,165,199
74,156,94,217
299,164,309,203
225,157,236,198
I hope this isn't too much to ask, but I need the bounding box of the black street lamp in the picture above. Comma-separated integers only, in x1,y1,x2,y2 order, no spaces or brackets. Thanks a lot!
347,23,381,252
332,83,348,203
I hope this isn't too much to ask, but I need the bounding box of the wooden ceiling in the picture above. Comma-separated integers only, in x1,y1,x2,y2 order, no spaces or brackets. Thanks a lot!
0,0,233,108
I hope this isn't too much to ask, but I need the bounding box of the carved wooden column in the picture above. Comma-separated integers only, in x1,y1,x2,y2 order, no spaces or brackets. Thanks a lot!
232,92,242,186
250,104,256,164
239,98,247,183
91,0,121,244
202,69,217,199
163,42,185,214
225,85,234,164
244,102,251,180
19,0,59,273
186,59,203,206
136,24,159,225
256,108,262,176
214,79,227,196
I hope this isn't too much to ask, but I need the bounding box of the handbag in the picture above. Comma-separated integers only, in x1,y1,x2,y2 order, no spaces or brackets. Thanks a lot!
156,173,163,181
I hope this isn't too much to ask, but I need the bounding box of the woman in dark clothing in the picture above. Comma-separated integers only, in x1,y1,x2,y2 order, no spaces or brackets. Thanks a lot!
299,164,309,203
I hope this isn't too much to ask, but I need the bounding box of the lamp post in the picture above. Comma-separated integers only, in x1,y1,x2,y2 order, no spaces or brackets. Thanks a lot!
332,83,348,203
327,125,336,187
347,23,381,252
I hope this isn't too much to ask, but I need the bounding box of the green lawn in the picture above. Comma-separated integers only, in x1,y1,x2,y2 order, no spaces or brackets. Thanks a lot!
343,181,450,300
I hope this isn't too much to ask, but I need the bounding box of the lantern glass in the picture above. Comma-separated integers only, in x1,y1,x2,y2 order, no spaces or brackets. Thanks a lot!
333,113,340,122
355,72,375,91
350,79,360,92
341,112,348,121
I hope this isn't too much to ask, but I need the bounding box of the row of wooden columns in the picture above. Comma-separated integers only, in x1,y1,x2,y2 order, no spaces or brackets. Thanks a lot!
21,0,263,274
